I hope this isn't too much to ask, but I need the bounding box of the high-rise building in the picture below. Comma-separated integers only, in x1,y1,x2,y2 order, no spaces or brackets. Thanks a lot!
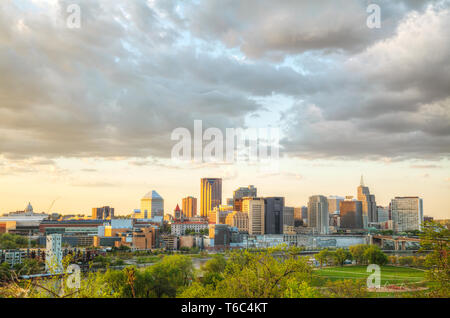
283,206,295,234
45,234,62,273
294,206,308,222
225,211,249,233
391,197,424,232
92,206,114,220
233,185,257,200
182,196,197,218
140,190,164,219
264,197,284,234
327,196,345,214
339,199,363,229
357,176,377,227
377,206,389,223
242,197,265,235
200,178,222,217
283,206,294,227
308,195,329,234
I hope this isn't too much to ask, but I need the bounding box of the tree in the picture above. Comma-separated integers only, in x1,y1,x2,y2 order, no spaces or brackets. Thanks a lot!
419,221,450,297
181,246,314,298
333,248,352,267
283,280,318,298
0,233,29,249
201,254,227,287
316,249,330,268
140,255,194,298
349,244,369,265
363,246,388,266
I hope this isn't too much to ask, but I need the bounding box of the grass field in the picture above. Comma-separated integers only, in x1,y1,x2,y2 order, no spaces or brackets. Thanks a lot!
312,265,426,287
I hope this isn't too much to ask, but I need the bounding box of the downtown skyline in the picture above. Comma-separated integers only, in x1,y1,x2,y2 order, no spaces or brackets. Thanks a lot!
0,172,445,219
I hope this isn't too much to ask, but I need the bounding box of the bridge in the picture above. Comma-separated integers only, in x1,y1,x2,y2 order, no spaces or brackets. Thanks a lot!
370,235,421,251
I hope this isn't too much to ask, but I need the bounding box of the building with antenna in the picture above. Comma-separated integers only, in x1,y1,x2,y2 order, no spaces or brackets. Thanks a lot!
357,175,377,228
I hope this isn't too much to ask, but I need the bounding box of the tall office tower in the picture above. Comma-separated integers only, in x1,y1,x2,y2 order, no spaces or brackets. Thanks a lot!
92,206,114,220
200,178,222,217
294,206,308,225
182,196,197,218
357,176,377,227
233,185,257,200
242,197,265,235
308,195,329,235
45,234,62,273
339,199,363,229
390,197,424,232
264,197,285,234
283,206,294,227
327,196,345,214
377,206,389,223
141,190,164,219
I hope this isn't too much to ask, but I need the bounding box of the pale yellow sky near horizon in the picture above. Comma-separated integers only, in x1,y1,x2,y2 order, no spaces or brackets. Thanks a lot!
1,156,449,219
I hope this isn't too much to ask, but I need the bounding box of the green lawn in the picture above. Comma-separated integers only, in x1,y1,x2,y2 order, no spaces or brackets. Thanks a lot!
312,265,425,286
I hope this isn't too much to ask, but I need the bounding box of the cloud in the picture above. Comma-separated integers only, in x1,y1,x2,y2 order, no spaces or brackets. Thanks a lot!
281,3,450,160
180,0,439,59
0,0,449,163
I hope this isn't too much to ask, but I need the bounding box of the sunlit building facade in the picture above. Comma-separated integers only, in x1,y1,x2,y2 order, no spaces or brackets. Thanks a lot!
140,190,164,219
200,178,222,217
357,176,377,227
391,197,424,232
242,197,265,235
182,196,197,218
308,195,329,235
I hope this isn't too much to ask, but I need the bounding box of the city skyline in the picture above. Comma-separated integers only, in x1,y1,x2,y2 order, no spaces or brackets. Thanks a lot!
0,174,444,220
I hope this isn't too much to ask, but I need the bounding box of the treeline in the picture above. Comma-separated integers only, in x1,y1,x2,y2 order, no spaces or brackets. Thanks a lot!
0,233,35,249
315,245,388,267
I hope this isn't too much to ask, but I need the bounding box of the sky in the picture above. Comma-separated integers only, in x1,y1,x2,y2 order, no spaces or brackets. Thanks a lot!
0,0,449,218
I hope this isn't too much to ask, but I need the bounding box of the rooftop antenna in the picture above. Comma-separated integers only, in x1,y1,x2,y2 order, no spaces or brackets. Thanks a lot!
360,175,365,187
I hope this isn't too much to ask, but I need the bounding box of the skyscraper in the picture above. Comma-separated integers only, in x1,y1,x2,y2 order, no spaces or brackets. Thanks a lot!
339,199,363,229
357,176,377,227
294,206,308,223
182,196,197,218
327,196,345,214
242,197,265,235
391,197,424,232
140,190,164,219
200,178,222,217
308,195,329,234
377,206,390,223
264,197,284,234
